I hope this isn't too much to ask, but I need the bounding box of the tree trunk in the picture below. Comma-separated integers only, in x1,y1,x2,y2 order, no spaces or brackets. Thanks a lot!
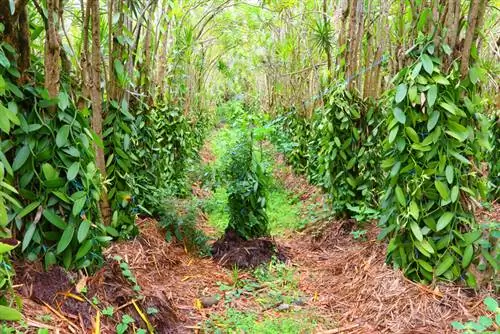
460,0,484,77
44,0,61,99
0,0,30,81
89,0,111,224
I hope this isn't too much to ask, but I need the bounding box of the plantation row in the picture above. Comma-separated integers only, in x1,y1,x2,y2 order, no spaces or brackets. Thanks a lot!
272,46,498,286
0,50,213,318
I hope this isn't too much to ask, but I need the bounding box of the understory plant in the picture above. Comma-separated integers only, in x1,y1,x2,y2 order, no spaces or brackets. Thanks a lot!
379,42,491,284
223,133,269,239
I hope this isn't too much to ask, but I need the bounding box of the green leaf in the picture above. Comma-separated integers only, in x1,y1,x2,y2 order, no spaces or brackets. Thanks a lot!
0,305,22,321
405,127,419,143
67,162,80,181
418,239,435,255
393,107,406,124
450,185,459,202
395,186,406,206
72,196,86,217
445,165,454,184
12,145,30,171
56,125,70,148
43,209,67,230
76,240,93,260
418,260,433,272
427,110,439,131
462,244,473,268
411,62,422,79
77,220,91,243
17,201,41,219
462,230,482,245
436,212,454,231
395,84,408,104
484,297,498,312
427,85,437,107
58,91,70,110
21,222,36,251
409,201,419,220
435,254,454,276
388,126,399,144
435,180,449,199
410,222,423,242
421,54,433,74
469,67,480,84
57,222,75,254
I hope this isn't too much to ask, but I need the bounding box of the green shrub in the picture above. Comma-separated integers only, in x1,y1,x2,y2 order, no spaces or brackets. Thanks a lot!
379,43,490,283
308,89,384,218
224,134,269,239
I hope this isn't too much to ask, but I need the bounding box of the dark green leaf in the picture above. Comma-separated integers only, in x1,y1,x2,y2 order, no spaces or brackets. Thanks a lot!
57,222,75,254
462,244,473,268
77,220,91,243
22,222,36,251
43,209,67,230
12,145,30,171
17,201,41,219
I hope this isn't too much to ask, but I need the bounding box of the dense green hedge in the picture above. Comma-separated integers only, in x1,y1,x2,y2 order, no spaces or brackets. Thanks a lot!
273,89,385,219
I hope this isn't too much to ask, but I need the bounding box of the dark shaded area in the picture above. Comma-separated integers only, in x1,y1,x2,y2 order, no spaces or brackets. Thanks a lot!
211,230,287,268
16,261,178,332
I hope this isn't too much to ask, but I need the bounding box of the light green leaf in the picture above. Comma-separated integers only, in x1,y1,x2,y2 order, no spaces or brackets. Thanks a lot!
421,54,433,74
410,222,423,241
484,297,498,312
405,127,419,143
427,110,440,132
469,67,480,84
67,162,80,181
450,185,459,202
0,305,22,321
56,125,70,148
436,212,454,231
388,126,398,144
409,201,419,220
445,165,454,184
393,107,406,124
427,85,437,107
435,254,454,276
395,84,408,104
395,186,406,206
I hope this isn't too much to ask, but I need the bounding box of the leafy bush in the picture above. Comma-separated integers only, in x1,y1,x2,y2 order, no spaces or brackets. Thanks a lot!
223,134,269,239
157,199,210,255
103,100,138,239
308,89,384,217
379,43,490,283
273,89,384,220
131,104,198,212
